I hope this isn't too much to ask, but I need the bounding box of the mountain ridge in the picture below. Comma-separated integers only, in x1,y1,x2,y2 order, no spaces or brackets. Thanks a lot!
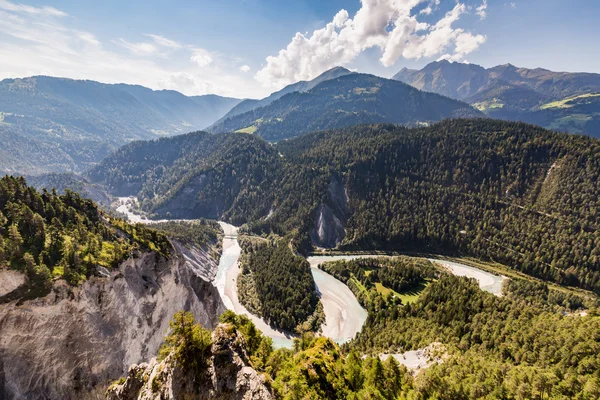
0,76,241,175
209,66,353,125
208,72,483,141
393,61,600,138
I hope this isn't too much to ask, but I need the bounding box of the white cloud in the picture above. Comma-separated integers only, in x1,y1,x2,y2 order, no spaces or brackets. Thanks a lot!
190,48,213,67
77,31,100,46
240,65,251,72
0,4,268,98
145,33,182,49
419,6,433,15
419,0,440,15
114,38,159,56
255,0,486,89
0,0,66,17
157,72,215,94
476,0,488,19
439,30,487,62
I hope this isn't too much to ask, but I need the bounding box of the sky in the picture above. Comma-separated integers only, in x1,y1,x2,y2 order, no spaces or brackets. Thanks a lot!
0,0,598,99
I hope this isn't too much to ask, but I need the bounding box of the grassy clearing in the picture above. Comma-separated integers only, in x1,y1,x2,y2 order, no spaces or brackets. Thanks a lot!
473,99,505,111
375,279,431,304
540,93,600,109
349,275,368,294
235,125,258,134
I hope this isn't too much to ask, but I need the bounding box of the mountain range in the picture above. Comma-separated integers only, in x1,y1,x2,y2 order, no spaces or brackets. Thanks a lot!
207,72,482,141
394,60,600,138
0,76,241,175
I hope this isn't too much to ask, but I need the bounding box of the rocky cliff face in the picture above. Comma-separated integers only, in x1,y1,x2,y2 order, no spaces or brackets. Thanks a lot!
310,177,350,248
0,242,225,400
107,323,273,400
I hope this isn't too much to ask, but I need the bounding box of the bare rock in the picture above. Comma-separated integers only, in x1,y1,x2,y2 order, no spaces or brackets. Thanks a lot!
107,324,273,400
0,244,225,400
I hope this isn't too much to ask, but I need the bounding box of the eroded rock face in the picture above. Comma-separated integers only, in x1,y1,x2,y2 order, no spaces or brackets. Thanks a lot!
0,244,225,400
107,324,273,400
310,177,350,248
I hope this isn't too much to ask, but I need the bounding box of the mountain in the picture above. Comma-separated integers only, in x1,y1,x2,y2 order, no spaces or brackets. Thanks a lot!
394,60,600,138
0,76,241,175
214,66,353,122
89,119,600,294
207,73,483,141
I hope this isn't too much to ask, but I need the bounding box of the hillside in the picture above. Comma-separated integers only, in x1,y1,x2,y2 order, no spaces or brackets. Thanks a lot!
394,61,600,138
88,131,281,224
213,66,352,123
0,175,171,293
207,73,482,141
89,119,600,294
0,76,241,175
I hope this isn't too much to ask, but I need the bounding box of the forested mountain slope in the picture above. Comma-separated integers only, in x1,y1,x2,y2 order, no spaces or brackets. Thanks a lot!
88,131,281,223
394,61,600,138
0,175,171,293
213,66,352,123
0,76,240,175
90,119,600,293
207,73,482,141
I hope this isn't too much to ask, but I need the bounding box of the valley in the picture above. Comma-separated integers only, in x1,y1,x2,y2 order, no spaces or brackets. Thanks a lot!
2,0,600,397
116,197,512,350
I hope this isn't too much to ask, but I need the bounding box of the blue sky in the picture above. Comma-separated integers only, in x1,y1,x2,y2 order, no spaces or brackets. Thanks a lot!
0,0,598,98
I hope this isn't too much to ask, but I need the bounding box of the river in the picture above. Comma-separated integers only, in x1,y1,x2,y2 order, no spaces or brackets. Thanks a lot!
429,259,506,296
116,198,506,349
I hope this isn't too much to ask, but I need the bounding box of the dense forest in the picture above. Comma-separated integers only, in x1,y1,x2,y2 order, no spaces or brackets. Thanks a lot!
89,131,280,224
318,257,439,308
237,236,321,332
0,176,170,297
141,293,600,400
150,219,222,249
348,270,600,399
207,73,482,141
90,119,600,293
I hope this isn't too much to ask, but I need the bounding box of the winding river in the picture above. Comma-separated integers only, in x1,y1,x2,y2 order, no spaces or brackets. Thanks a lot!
117,198,507,349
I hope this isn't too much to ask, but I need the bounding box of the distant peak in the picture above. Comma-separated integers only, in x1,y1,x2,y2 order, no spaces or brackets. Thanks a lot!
321,66,351,75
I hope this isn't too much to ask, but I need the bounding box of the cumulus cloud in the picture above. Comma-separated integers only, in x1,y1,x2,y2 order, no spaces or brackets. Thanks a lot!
255,0,486,89
240,65,251,72
476,0,488,19
190,48,213,67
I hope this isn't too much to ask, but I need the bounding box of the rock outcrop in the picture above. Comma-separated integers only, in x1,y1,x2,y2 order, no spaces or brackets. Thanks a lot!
0,243,225,400
107,323,273,400
310,177,350,248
